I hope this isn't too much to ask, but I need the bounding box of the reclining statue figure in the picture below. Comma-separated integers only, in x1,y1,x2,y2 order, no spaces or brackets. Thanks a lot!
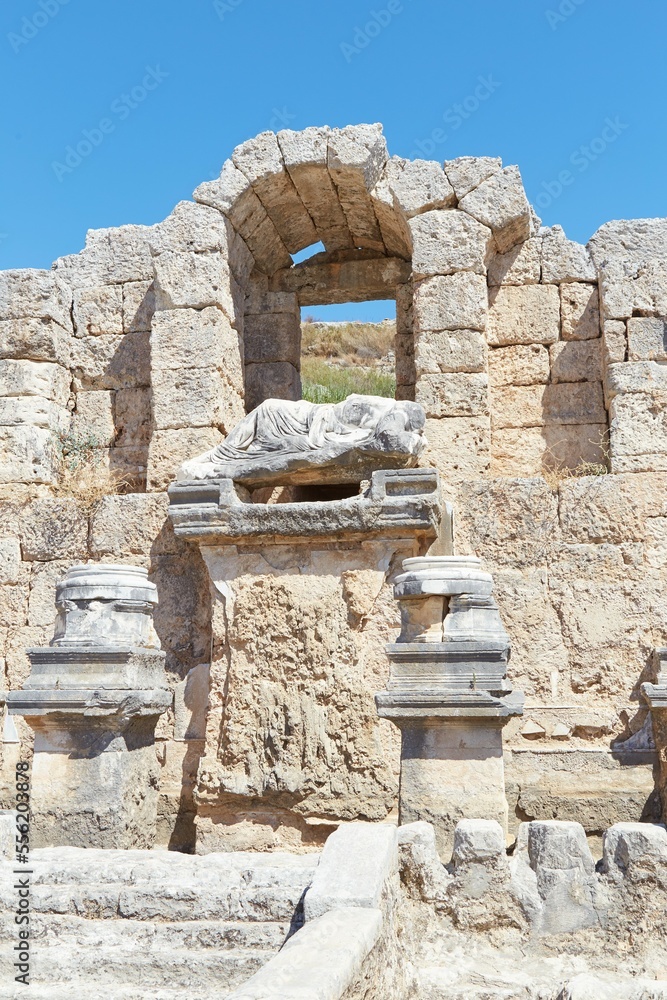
178,394,427,487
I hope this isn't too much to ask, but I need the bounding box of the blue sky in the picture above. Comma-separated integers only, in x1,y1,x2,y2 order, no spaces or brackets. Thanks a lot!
1,0,665,320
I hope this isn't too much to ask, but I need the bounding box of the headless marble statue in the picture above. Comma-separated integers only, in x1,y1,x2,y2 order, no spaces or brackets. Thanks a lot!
178,394,427,487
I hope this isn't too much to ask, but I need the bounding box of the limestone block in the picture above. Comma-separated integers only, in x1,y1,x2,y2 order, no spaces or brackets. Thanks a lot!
490,427,547,477
416,372,488,418
243,213,293,275
123,280,156,333
72,390,115,447
71,331,150,390
627,317,667,361
550,340,602,383
114,387,151,448
245,288,298,316
148,201,232,256
151,307,242,379
272,256,410,305
174,663,210,740
152,367,242,431
386,157,455,217
245,362,301,411
278,126,354,252
89,493,180,558
459,165,531,254
561,283,600,340
0,396,68,433
0,426,58,485
72,285,123,336
588,218,667,319
452,818,506,867
609,392,667,470
0,269,71,327
304,822,398,920
444,156,502,200
396,282,413,337
491,382,605,428
54,224,154,287
487,285,560,346
423,416,491,481
410,209,492,279
232,132,319,255
0,317,70,364
602,821,667,876
491,424,607,477
20,498,88,560
153,252,236,320
413,273,488,332
525,821,598,934
0,537,21,585
0,359,70,405
488,344,550,387
556,472,667,545
487,237,541,286
540,225,597,283
26,558,69,628
147,428,225,492
602,320,627,365
415,329,487,375
395,334,415,386
606,360,667,399
371,173,413,258
244,312,301,365
327,124,388,251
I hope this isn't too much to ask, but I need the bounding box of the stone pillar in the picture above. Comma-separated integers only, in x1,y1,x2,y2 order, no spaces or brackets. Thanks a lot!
4,565,171,849
642,648,667,823
376,555,523,858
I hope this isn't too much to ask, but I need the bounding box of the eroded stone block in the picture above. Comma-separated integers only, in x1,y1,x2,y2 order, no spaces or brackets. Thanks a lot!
487,285,560,346
410,210,492,279
459,165,531,253
561,283,600,341
414,273,488,332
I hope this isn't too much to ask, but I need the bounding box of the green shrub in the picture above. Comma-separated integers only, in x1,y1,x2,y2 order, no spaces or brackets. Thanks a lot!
301,358,396,404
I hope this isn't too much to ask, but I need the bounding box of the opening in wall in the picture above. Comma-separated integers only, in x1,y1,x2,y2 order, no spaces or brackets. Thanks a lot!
300,300,397,404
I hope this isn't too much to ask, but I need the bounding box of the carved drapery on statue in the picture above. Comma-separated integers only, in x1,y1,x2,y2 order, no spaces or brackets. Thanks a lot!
178,394,427,487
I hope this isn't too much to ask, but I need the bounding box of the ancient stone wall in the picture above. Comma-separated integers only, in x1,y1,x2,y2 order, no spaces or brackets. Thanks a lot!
1,123,666,851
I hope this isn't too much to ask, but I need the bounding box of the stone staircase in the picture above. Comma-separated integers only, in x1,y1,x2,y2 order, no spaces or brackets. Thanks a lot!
0,846,319,998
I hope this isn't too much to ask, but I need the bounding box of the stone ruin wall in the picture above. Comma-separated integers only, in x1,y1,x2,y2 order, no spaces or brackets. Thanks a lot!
1,123,666,852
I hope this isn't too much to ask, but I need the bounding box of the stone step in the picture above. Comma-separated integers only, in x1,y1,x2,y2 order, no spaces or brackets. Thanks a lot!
19,880,306,921
0,944,271,991
0,914,293,951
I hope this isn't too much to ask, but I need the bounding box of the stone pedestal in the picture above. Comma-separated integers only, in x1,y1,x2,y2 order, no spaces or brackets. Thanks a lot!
376,556,523,858
4,565,171,849
642,648,667,823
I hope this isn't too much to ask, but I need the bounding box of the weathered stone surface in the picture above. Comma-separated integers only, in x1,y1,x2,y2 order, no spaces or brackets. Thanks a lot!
153,252,236,320
147,428,225,492
602,821,667,876
459,165,531,253
89,493,176,559
550,340,602,383
606,360,667,399
487,237,541,286
304,822,397,919
487,284,560,346
151,306,243,378
122,280,156,333
413,273,488,332
416,373,488,418
561,283,600,340
148,201,232,256
541,225,597,283
371,172,413,258
178,397,426,486
444,155,502,200
0,537,21,586
488,344,550,387
602,320,627,365
0,269,71,327
243,312,301,365
0,316,70,364
72,285,123,337
410,210,492,279
71,331,150,390
270,256,410,306
452,818,506,867
415,328,487,375
0,359,70,405
0,426,58,485
244,362,301,411
386,157,455,217
20,499,88,561
423,415,491,482
327,124,388,252
491,382,605,428
72,390,115,447
627,317,667,361
609,391,667,471
588,218,667,319
54,225,154,287
152,367,243,432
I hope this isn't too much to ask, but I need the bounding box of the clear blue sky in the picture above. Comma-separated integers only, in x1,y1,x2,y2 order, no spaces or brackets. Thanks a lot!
1,0,665,320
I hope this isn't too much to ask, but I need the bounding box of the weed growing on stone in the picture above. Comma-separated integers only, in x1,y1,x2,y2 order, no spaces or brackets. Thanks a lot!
50,428,129,513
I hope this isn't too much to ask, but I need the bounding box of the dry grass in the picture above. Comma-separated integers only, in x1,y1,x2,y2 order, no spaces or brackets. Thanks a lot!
301,319,395,365
301,358,396,404
50,430,129,514
541,434,610,490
